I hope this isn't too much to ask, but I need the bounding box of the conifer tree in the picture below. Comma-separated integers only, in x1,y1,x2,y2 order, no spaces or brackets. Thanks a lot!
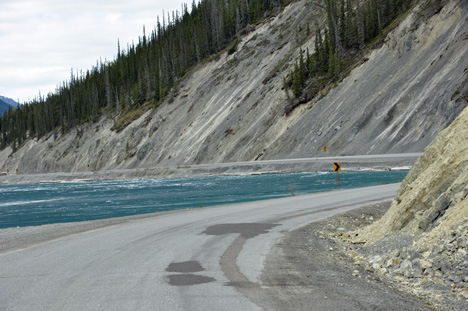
0,0,416,149
287,0,413,102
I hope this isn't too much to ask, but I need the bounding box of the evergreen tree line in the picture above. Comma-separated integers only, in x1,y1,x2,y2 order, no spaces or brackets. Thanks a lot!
1,0,289,150
288,0,414,99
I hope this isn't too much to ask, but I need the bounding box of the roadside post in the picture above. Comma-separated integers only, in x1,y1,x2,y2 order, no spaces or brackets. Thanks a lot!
334,162,341,189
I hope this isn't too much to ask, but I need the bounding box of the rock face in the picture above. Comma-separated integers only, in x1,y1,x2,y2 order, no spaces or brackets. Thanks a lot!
1,0,468,174
348,105,468,309
356,105,468,245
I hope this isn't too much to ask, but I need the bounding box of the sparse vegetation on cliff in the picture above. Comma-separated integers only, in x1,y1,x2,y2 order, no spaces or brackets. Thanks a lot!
0,0,291,150
0,0,467,173
284,0,415,114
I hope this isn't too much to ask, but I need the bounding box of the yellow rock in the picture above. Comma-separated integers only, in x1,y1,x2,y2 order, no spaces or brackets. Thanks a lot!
433,278,444,285
354,106,468,246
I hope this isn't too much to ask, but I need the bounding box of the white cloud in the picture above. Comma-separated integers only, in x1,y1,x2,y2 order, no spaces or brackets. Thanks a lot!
0,0,188,103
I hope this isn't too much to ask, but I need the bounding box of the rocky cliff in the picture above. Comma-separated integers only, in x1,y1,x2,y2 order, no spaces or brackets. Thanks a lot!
342,105,468,308
357,106,468,245
1,0,467,174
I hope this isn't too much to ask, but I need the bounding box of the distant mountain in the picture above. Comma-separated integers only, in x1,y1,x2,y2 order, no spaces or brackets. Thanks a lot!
0,96,18,115
0,99,11,115
0,96,18,107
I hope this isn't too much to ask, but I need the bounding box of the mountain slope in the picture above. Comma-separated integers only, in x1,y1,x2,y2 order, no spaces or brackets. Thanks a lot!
266,0,468,158
0,99,10,116
0,0,467,174
0,96,17,115
0,96,18,108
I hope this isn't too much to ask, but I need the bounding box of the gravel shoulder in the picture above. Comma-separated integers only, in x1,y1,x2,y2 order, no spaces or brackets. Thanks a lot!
258,201,432,310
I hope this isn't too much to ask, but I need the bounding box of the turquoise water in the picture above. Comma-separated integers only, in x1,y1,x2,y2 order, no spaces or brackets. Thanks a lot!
0,171,408,229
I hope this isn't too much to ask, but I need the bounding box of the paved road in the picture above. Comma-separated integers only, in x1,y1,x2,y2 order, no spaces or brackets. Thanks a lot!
0,184,400,310
198,153,423,167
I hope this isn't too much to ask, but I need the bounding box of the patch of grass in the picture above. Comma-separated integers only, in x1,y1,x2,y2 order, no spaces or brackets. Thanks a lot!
279,20,292,34
248,33,259,43
228,39,240,55
111,103,151,133
226,56,241,68
257,38,271,47
270,24,279,35
263,48,296,85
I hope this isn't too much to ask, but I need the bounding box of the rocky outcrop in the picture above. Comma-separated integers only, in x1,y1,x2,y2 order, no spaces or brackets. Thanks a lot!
322,201,468,310
343,104,468,309
355,105,468,244
1,0,467,174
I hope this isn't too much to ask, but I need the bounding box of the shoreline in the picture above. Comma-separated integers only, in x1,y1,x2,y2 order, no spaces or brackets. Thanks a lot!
0,206,200,254
0,181,405,253
0,154,420,253
0,153,420,185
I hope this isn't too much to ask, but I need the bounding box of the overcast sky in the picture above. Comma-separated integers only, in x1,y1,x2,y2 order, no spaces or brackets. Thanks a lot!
0,0,188,103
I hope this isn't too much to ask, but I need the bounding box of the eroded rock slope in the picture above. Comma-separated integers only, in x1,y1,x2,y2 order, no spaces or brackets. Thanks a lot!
347,105,468,308
357,106,468,245
1,0,467,174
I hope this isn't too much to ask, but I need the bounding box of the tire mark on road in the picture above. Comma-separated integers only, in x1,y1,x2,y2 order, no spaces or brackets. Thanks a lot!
204,197,394,306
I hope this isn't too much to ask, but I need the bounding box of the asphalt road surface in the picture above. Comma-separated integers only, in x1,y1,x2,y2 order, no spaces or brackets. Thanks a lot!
1,184,402,310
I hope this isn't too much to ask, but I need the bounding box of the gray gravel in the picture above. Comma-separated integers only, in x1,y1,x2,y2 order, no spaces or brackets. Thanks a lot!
257,201,432,310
